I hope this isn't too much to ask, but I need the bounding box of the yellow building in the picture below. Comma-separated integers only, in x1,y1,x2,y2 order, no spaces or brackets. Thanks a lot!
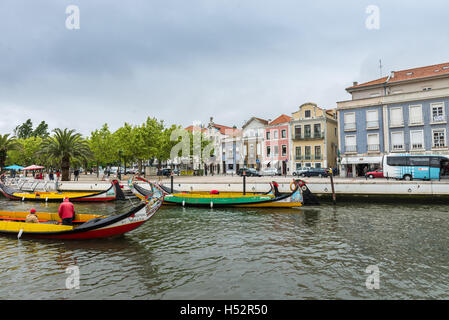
290,103,338,171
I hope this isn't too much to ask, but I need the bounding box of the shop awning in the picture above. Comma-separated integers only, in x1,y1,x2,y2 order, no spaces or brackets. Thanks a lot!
341,156,383,165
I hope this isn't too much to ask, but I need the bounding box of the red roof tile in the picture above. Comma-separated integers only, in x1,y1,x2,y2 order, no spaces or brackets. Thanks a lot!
268,114,292,125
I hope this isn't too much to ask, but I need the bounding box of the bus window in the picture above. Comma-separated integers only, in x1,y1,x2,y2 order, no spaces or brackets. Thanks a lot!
387,156,408,166
409,157,430,166
430,157,441,168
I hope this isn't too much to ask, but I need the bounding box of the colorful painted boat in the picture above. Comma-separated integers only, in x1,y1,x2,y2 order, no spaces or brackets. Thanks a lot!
0,180,126,202
0,184,164,240
131,178,319,208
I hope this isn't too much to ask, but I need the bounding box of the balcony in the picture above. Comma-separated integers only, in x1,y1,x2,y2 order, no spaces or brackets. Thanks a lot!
389,120,404,128
292,131,325,140
391,144,405,151
344,123,356,131
411,143,424,150
366,121,379,129
367,144,380,152
345,145,357,153
431,115,446,124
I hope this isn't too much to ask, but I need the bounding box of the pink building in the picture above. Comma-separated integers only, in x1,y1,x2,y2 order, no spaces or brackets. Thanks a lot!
263,114,292,174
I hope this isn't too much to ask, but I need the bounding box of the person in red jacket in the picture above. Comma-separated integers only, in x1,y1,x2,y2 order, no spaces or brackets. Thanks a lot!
58,197,75,226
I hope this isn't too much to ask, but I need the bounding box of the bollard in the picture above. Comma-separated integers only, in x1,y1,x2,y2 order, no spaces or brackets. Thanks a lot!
329,168,336,205
170,171,174,193
243,170,246,195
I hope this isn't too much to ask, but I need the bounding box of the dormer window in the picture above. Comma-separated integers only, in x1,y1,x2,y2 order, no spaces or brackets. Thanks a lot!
305,110,311,118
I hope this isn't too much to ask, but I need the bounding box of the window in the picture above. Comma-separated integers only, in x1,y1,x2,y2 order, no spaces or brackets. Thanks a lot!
304,125,311,137
431,103,445,123
344,113,356,131
367,133,380,151
249,145,254,157
313,124,321,137
281,145,287,156
294,126,301,139
266,131,270,140
366,110,379,128
281,129,286,138
295,147,301,160
410,130,424,150
305,110,311,118
433,129,446,148
409,105,423,125
273,130,278,139
274,145,279,156
266,146,271,157
257,143,261,155
335,128,337,136
391,131,404,151
390,107,404,127
345,135,356,152
314,146,321,159
387,156,408,166
409,157,430,166
304,146,311,159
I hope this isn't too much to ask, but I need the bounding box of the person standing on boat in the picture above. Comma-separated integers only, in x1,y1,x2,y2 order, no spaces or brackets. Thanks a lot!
25,209,39,223
58,197,75,226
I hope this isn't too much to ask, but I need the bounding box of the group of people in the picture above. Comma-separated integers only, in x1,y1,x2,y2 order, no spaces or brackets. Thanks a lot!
34,171,61,181
26,197,76,226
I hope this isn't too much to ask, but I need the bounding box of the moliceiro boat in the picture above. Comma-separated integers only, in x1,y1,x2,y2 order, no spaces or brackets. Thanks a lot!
0,184,164,240
131,178,319,208
0,180,126,202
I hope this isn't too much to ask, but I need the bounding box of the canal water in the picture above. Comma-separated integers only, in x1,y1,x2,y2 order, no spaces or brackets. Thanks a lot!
0,198,448,299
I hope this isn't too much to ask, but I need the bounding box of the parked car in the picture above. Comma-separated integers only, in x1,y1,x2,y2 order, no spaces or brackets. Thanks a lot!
237,168,261,177
365,168,384,179
157,168,172,176
260,167,281,176
292,167,311,176
301,168,330,178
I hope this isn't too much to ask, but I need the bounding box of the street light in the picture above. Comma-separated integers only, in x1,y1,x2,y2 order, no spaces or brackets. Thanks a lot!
118,150,124,180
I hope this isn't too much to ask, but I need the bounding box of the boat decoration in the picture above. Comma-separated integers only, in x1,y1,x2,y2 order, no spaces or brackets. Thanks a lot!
0,180,126,202
131,177,319,208
0,183,164,240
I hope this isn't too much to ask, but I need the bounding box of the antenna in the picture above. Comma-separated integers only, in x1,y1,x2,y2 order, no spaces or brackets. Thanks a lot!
379,59,383,77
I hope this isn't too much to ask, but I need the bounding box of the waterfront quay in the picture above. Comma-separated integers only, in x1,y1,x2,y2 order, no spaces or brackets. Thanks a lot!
34,174,449,202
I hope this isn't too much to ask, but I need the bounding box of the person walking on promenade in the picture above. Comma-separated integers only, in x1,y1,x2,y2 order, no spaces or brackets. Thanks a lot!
74,169,79,181
25,209,39,223
58,197,75,226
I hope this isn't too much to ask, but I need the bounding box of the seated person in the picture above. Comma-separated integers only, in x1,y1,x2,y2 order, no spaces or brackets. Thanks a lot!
25,209,39,223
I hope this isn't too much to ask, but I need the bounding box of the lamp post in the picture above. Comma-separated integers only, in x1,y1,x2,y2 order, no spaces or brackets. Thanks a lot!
118,150,124,180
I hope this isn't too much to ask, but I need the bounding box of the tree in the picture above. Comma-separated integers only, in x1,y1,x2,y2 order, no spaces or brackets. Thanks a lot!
14,119,34,139
7,137,44,167
32,121,49,138
39,128,92,181
88,124,118,177
0,134,21,171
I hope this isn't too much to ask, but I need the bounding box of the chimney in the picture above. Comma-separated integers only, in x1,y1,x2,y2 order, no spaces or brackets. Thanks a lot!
353,81,358,86
390,71,395,78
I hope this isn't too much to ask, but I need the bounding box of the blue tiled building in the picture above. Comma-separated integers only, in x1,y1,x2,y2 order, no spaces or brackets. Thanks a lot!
337,62,449,177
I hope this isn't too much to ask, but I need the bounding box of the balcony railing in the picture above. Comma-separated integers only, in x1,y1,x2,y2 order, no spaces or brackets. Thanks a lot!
390,120,404,127
409,117,423,125
344,123,356,131
411,143,423,150
345,145,357,153
304,155,312,160
295,155,302,160
366,121,379,129
392,144,404,151
313,154,322,160
432,115,445,123
292,131,325,140
367,144,380,152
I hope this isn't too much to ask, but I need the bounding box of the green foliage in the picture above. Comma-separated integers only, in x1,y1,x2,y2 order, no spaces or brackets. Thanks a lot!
0,134,21,169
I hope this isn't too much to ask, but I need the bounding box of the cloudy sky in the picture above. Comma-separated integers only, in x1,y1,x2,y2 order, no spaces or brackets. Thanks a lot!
1,0,449,135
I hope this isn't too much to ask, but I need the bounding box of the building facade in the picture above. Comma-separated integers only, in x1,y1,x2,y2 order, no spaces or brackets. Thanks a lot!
241,117,268,170
290,103,338,171
264,114,291,174
337,61,449,177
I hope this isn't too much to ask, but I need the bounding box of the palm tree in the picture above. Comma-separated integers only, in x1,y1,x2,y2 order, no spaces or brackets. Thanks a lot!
40,128,92,181
0,134,21,172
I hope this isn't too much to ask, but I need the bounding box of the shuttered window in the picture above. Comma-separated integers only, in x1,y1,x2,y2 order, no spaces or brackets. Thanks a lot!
391,131,404,150
366,110,379,128
344,113,356,131
409,105,423,124
345,135,356,152
410,130,424,149
390,107,403,126
367,134,379,151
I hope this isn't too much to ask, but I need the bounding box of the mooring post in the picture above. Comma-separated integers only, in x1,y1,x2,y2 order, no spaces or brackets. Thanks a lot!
329,168,336,204
243,170,246,195
170,171,174,193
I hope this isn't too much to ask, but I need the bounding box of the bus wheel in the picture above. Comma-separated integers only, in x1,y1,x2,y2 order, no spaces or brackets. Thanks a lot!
403,174,412,181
